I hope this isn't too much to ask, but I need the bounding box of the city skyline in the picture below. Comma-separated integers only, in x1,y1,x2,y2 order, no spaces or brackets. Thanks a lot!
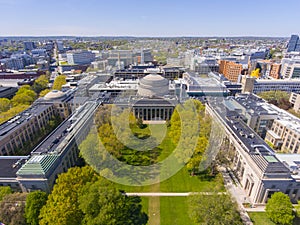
1,0,300,37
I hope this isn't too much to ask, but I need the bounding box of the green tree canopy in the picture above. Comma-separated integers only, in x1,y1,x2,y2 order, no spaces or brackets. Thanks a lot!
16,85,31,94
169,99,211,172
266,192,294,225
39,89,50,97
258,91,292,110
0,192,27,225
25,191,48,225
39,166,99,225
189,193,242,225
52,75,67,90
79,179,148,225
0,186,12,201
12,92,36,106
12,85,37,106
0,98,11,112
0,104,29,124
33,75,49,93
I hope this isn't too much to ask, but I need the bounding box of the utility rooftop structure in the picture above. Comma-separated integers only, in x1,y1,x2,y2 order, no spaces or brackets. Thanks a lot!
181,72,228,98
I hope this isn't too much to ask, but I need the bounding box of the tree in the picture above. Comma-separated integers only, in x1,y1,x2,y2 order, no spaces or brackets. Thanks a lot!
25,191,48,225
79,180,148,225
11,92,36,106
33,75,49,93
251,68,260,78
189,193,242,225
52,75,67,90
258,91,292,110
39,89,50,97
0,192,27,225
170,99,211,172
0,98,11,112
16,85,31,94
39,166,98,225
266,192,294,225
0,186,12,201
12,85,37,106
0,104,29,124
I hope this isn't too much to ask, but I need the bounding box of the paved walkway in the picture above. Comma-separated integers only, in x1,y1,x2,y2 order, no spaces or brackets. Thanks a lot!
219,166,267,225
125,192,226,197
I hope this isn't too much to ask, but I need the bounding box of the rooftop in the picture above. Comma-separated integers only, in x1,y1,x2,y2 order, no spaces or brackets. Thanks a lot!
44,90,66,100
209,99,290,175
0,156,28,178
0,104,52,142
276,154,300,179
17,155,59,176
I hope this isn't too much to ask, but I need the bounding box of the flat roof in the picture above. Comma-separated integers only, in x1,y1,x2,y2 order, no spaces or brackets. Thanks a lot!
0,156,28,178
0,104,52,142
209,99,290,174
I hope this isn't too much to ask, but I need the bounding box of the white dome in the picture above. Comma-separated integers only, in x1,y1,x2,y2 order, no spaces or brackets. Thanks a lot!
44,90,66,100
138,74,169,97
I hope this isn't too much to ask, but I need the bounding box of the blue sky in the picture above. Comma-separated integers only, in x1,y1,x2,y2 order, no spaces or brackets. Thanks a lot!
0,0,299,37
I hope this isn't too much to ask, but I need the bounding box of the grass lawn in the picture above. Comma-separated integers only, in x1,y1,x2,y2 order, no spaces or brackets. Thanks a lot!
160,197,196,225
248,212,275,225
159,167,224,192
140,197,149,215
249,212,300,225
141,197,195,225
115,166,224,193
116,124,224,193
112,124,224,224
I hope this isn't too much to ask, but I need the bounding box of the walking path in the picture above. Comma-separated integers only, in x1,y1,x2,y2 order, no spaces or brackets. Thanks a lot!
126,192,225,197
124,167,266,225
147,183,160,225
219,166,267,225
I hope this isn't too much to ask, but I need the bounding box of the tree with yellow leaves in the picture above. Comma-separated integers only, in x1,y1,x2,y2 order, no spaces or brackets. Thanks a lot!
251,68,260,78
52,75,67,90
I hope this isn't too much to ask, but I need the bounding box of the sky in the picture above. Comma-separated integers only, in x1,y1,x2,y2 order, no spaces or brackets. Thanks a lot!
0,0,299,37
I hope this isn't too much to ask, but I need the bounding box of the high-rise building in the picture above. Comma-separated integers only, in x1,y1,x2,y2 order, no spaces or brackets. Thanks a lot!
219,60,242,82
287,35,300,52
24,41,35,51
57,41,64,52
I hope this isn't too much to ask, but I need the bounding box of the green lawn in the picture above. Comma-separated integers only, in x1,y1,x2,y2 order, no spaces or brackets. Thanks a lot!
115,166,224,193
160,197,196,225
248,212,275,225
116,124,224,193
141,197,195,225
140,197,149,215
249,212,300,225
112,124,224,224
160,167,224,192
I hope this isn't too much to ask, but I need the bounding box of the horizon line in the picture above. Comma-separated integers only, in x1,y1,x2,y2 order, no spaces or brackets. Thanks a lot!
0,35,291,38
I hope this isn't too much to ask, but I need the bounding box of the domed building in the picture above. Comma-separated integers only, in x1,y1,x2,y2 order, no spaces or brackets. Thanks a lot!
44,90,66,100
130,73,178,122
137,74,169,97
41,90,73,119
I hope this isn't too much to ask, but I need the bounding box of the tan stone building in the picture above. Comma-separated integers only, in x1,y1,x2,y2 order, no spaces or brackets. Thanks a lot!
265,119,300,153
290,92,300,112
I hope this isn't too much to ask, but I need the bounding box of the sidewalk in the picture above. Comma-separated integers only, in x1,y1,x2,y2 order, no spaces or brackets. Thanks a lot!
125,192,226,197
219,166,266,225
